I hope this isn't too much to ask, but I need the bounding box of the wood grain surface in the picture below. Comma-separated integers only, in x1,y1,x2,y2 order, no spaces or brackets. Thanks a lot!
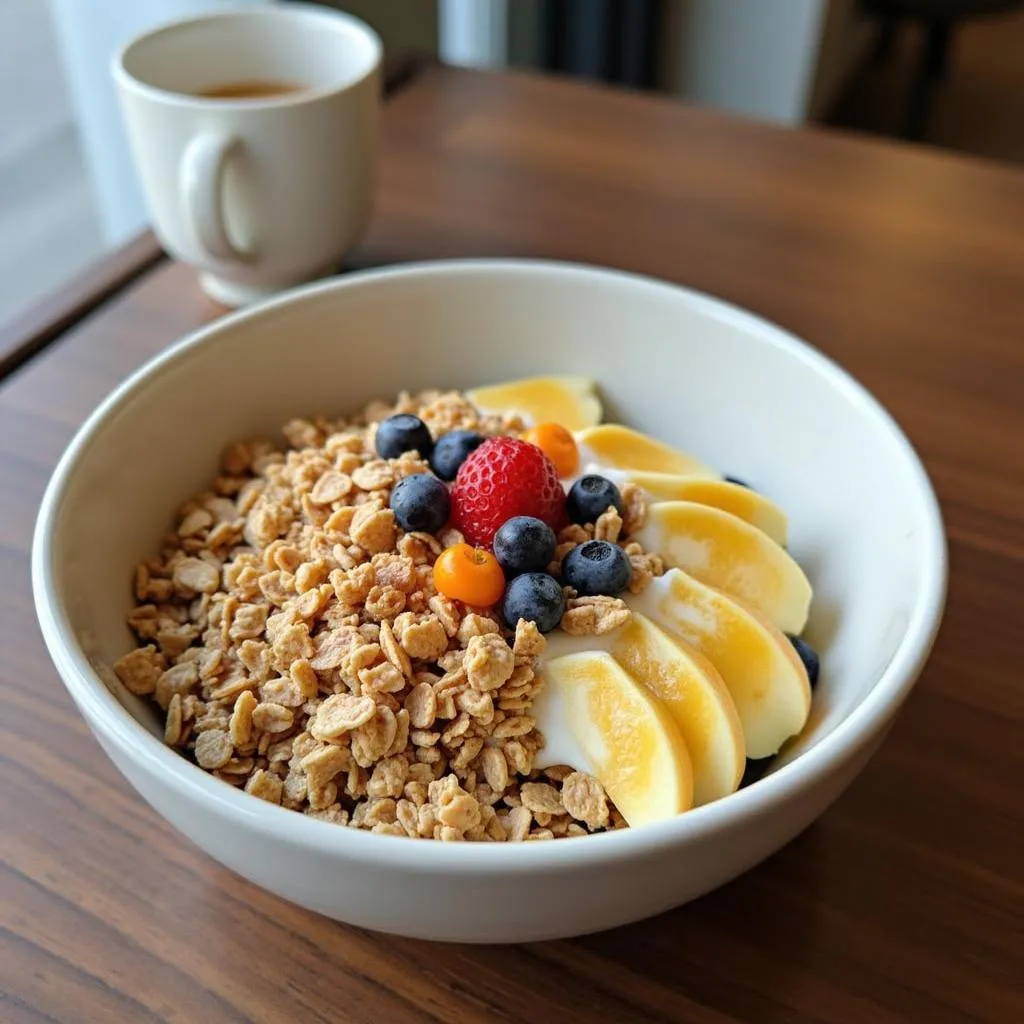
2,66,1022,1024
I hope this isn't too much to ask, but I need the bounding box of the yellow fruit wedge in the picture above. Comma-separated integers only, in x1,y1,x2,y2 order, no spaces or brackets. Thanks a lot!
629,570,811,758
533,650,693,827
634,501,811,634
466,376,602,431
609,614,745,806
575,424,718,477
602,469,788,547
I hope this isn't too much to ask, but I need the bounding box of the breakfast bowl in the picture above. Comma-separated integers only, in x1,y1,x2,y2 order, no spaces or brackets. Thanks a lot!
32,259,946,942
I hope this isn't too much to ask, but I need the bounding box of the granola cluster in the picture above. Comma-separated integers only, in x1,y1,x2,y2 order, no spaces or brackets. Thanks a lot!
114,390,656,840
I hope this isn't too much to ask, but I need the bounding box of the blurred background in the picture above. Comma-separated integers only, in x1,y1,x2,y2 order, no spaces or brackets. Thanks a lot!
2,0,1022,325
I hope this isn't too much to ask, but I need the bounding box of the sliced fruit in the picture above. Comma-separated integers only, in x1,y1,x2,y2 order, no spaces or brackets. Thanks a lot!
533,650,693,826
467,376,601,431
576,424,718,477
634,501,811,634
609,614,745,806
601,469,788,546
629,569,811,758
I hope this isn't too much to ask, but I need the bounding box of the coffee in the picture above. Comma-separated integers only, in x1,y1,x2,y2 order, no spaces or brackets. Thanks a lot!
196,80,305,100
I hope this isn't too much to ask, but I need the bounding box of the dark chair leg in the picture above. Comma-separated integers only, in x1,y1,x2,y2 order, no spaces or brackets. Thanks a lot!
926,18,953,78
872,16,898,64
903,18,954,140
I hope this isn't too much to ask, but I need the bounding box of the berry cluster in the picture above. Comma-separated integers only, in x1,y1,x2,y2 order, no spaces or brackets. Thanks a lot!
377,413,634,635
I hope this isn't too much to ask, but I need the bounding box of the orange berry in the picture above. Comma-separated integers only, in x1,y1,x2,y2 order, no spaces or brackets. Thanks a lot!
522,422,579,477
433,543,506,607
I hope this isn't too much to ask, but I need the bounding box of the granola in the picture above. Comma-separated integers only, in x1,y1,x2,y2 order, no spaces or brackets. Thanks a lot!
115,389,667,841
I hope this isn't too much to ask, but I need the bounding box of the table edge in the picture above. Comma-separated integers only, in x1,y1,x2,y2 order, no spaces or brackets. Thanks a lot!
0,230,165,382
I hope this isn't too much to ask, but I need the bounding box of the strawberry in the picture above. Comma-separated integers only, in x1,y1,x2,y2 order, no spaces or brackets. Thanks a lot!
450,437,566,548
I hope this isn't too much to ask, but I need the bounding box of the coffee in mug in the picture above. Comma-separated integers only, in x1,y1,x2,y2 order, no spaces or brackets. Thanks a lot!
195,80,307,100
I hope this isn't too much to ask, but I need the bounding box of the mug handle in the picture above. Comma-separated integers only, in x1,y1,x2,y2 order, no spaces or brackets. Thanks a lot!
179,132,244,262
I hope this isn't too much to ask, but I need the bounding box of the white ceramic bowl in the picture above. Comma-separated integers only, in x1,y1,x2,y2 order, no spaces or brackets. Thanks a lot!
33,260,946,942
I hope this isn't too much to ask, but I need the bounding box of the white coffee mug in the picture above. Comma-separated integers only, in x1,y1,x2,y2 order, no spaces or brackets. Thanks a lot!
113,3,382,306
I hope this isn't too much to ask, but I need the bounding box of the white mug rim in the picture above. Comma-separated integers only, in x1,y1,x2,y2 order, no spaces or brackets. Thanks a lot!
111,2,383,110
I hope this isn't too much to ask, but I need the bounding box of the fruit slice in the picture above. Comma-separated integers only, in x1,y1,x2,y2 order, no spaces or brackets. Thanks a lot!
533,650,693,826
629,569,811,758
601,469,788,547
609,614,745,806
467,376,601,431
576,424,718,477
634,501,811,634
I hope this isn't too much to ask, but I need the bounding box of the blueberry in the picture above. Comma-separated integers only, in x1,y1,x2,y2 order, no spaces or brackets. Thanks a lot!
562,540,632,597
501,572,565,633
566,475,624,525
430,429,484,481
389,473,450,533
376,414,434,460
787,634,820,687
740,756,775,789
725,475,751,489
493,516,557,578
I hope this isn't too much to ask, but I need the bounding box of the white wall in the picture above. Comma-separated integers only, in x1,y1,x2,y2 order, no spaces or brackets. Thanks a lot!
438,0,507,68
659,0,829,126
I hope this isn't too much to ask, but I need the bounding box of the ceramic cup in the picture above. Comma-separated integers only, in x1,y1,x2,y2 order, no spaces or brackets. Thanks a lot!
113,3,382,306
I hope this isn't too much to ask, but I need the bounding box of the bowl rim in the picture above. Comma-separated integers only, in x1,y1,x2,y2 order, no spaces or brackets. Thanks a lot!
32,257,948,873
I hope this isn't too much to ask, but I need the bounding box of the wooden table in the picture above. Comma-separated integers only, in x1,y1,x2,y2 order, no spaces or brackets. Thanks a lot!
2,64,1021,1024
